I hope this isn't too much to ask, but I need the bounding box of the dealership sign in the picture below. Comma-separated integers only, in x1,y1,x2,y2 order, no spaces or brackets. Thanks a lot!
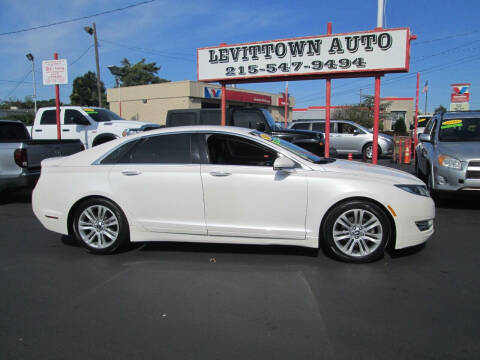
197,28,411,82
450,83,470,103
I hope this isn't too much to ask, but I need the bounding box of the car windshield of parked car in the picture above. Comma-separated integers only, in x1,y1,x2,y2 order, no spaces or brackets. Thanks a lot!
439,118,480,142
251,130,332,163
83,108,123,122
259,109,281,130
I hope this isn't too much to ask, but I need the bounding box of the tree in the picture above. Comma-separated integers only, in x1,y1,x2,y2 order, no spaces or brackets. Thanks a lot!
70,71,106,106
393,118,407,133
332,95,391,129
115,58,170,86
434,105,447,114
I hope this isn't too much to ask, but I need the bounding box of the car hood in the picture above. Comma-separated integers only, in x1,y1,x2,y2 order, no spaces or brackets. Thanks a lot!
97,120,156,129
437,141,480,160
314,159,421,184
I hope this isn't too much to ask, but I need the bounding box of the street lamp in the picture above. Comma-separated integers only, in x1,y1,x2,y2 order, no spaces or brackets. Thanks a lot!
25,53,37,114
84,23,102,107
107,65,123,117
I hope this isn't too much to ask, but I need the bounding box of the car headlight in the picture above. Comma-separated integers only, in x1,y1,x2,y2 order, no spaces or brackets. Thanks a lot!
394,184,430,197
438,155,462,169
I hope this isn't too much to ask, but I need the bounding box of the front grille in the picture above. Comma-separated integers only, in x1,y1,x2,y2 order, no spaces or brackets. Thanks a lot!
469,160,480,167
466,171,480,179
415,220,433,232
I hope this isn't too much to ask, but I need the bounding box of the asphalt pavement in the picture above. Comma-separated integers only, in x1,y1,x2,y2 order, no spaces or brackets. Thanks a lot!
1,160,479,360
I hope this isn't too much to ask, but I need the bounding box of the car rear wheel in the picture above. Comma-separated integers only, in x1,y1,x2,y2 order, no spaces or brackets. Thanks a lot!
72,198,129,254
322,200,391,263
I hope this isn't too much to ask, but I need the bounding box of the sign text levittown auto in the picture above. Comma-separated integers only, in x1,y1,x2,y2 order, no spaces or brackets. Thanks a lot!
197,28,411,82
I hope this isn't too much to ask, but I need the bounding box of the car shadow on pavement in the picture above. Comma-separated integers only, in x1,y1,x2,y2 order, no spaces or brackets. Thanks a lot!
387,243,427,259
0,189,32,205
434,193,480,210
139,241,319,258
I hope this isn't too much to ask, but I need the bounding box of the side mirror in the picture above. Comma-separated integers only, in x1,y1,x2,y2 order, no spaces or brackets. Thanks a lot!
273,156,296,171
72,117,90,126
256,122,266,132
418,133,432,143
353,128,362,135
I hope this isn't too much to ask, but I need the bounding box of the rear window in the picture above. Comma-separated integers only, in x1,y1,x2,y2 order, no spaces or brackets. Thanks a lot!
292,123,310,130
200,111,221,125
168,113,197,127
0,122,29,140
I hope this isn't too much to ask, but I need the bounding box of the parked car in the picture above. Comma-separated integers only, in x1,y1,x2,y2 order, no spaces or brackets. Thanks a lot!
415,112,480,197
290,120,394,160
30,106,161,148
410,114,432,141
0,120,84,193
32,126,434,263
166,108,336,157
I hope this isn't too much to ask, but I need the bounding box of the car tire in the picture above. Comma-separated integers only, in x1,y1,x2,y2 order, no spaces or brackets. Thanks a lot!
322,200,391,263
362,143,381,162
72,198,129,254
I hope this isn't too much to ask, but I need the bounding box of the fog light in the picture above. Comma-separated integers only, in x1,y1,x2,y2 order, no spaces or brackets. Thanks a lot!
437,176,447,185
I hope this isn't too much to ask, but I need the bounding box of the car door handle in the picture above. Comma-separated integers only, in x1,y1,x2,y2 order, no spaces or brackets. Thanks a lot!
62,129,70,132
35,129,42,132
209,171,231,177
121,170,141,176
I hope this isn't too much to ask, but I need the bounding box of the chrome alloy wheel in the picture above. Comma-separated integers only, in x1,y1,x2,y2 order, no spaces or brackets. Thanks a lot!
77,205,119,249
365,145,373,159
332,209,383,257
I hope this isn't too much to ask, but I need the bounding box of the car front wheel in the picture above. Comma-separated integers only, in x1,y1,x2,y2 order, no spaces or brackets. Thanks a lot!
322,200,391,263
72,198,129,254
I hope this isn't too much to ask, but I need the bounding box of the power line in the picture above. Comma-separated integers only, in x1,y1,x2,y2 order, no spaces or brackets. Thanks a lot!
2,70,32,100
100,38,195,62
413,30,480,45
70,45,94,66
0,0,156,36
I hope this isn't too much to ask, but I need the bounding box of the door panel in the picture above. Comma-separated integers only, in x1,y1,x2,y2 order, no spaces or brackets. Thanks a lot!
109,164,206,235
201,164,308,239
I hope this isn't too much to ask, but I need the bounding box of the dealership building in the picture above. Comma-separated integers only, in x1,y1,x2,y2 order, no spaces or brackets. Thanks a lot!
107,80,294,125
292,97,415,131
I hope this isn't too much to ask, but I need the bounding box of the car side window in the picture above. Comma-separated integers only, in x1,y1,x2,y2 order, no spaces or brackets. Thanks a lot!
423,118,435,135
293,123,310,130
338,123,356,134
429,119,438,139
205,133,277,167
64,110,89,125
39,110,57,125
100,140,140,164
117,133,193,164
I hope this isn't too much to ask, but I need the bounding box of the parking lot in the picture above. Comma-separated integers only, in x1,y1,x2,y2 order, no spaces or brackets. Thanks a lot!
1,159,479,360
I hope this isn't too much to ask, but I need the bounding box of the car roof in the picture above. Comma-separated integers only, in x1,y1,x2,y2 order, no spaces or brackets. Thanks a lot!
442,112,480,119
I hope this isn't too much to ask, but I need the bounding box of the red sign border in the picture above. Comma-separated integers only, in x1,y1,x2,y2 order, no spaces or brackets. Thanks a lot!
197,27,412,83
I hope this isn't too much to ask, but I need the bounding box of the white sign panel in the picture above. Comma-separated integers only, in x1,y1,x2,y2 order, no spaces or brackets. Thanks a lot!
42,59,68,85
450,102,469,111
198,28,411,82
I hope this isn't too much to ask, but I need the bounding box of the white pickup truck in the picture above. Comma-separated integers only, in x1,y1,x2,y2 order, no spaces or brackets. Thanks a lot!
31,106,160,148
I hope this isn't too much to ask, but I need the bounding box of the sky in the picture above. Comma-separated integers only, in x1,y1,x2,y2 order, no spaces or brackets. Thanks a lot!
1,0,480,113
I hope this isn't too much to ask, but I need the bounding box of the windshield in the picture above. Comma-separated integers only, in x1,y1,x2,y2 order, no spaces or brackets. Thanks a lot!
439,118,480,142
259,109,279,129
251,130,329,163
83,108,123,122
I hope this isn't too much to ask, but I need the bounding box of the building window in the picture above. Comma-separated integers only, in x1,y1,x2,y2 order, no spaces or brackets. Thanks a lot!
390,111,406,125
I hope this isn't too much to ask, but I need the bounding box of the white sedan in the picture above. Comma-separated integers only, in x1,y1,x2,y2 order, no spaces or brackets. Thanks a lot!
32,126,435,263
